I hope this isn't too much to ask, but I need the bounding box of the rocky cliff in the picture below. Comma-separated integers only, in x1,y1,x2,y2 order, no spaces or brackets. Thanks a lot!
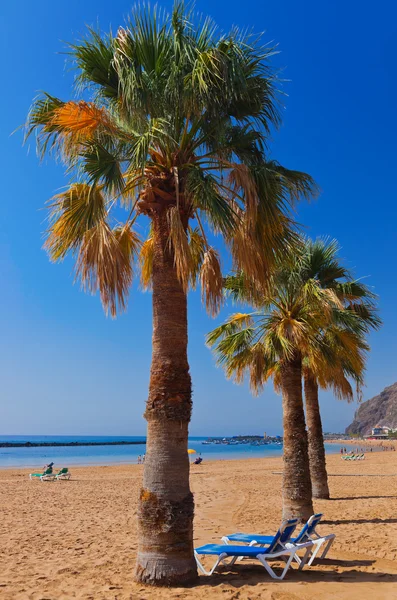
345,382,397,435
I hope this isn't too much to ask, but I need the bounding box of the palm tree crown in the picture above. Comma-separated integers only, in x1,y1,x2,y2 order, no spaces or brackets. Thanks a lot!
25,3,316,317
298,238,381,400
207,238,380,396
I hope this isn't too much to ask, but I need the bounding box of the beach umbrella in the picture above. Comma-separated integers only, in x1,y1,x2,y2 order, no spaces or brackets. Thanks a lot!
187,449,196,454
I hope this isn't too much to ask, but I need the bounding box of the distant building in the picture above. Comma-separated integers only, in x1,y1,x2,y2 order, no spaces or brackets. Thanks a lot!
369,425,391,439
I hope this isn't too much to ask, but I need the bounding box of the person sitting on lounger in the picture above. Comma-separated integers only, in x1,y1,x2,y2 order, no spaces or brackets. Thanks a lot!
194,456,203,465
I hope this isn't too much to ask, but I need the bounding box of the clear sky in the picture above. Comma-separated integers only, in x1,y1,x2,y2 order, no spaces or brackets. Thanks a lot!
1,0,396,437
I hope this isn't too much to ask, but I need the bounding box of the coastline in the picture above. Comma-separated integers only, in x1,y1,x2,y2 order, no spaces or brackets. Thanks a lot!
327,438,397,449
0,440,147,448
0,441,345,469
1,453,396,599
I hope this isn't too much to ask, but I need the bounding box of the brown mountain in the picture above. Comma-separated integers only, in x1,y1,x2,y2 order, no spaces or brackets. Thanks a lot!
345,382,397,436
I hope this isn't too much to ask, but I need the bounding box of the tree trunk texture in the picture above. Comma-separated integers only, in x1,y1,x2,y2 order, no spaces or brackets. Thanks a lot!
135,211,197,586
304,372,330,499
281,356,314,521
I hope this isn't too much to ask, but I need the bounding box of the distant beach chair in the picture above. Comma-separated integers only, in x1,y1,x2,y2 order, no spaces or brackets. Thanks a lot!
55,468,71,480
344,453,365,461
342,454,357,461
194,538,313,580
223,513,335,568
29,467,55,482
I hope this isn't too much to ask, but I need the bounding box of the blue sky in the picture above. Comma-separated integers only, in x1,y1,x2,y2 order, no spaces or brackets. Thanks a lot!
1,0,396,436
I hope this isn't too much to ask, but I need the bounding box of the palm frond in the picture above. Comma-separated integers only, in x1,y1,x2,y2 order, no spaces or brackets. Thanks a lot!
185,169,238,235
200,247,223,316
206,312,255,346
75,221,139,317
50,101,114,140
45,184,106,261
25,94,65,157
188,227,206,288
167,206,192,291
139,233,154,290
80,141,125,193
70,28,119,99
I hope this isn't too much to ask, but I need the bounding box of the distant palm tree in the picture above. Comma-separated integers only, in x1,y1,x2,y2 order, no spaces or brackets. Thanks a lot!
207,267,335,520
25,3,316,585
207,241,380,514
298,239,381,499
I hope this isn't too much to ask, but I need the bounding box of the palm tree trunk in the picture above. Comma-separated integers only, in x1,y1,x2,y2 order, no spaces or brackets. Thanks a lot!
304,372,330,499
135,211,197,586
280,355,314,521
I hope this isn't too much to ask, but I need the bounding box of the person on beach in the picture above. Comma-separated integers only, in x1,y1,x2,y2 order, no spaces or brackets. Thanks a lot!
137,455,141,464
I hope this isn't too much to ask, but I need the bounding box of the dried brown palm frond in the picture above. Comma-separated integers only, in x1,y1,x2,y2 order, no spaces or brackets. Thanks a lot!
200,247,224,317
45,183,106,261
228,206,295,287
75,220,138,317
230,222,275,285
227,163,258,223
114,224,142,261
316,364,354,402
277,317,309,346
188,227,206,288
248,342,269,395
167,206,192,292
139,234,154,290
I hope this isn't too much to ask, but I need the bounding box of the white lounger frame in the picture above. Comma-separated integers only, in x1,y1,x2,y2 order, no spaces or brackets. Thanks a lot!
55,472,71,480
194,542,313,580
29,473,55,482
287,532,335,567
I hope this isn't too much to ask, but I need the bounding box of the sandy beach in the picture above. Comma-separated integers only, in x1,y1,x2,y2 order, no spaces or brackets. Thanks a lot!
1,452,396,600
328,439,397,449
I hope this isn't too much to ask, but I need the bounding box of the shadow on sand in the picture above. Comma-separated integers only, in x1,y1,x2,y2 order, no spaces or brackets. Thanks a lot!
322,517,397,525
192,561,396,589
330,495,397,501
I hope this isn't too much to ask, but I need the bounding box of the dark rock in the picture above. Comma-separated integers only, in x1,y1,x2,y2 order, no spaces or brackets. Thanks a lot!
345,382,397,435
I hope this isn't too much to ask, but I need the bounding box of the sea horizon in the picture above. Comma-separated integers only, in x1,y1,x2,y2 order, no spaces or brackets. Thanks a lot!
0,435,346,468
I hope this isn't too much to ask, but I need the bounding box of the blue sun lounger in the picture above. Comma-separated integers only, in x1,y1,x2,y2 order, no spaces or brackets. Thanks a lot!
195,519,314,579
222,513,335,568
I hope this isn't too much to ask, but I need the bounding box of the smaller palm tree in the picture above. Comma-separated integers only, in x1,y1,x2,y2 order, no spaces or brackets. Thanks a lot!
298,239,381,498
207,240,381,514
207,266,339,520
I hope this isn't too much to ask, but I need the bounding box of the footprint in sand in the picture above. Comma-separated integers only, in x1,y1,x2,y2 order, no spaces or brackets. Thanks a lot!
271,593,303,600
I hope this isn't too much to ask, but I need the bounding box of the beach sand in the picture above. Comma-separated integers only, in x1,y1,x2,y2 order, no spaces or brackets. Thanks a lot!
0,452,396,599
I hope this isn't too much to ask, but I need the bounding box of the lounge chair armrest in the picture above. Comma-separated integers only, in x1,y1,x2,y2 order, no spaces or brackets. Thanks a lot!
264,541,313,559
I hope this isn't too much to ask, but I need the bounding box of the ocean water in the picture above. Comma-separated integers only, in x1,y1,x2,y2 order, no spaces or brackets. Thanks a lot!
0,435,344,468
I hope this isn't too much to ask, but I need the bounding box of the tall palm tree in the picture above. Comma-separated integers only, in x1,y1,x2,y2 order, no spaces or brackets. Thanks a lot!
298,239,381,499
25,3,316,585
207,268,337,520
